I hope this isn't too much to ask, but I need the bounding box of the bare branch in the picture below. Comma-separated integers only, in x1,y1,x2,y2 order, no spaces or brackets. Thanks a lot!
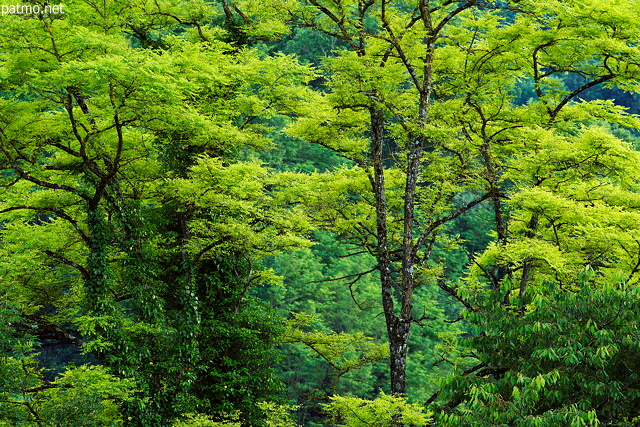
43,250,88,278
413,191,494,258
551,73,615,119
437,278,474,312
306,265,378,285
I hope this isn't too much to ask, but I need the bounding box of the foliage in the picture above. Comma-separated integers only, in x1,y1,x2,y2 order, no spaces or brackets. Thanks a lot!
0,343,136,427
283,312,389,394
3,0,640,425
37,366,136,427
436,277,640,426
259,228,460,421
172,402,296,427
326,392,432,427
201,1,640,424
260,231,388,403
172,412,241,427
0,0,314,425
244,0,640,422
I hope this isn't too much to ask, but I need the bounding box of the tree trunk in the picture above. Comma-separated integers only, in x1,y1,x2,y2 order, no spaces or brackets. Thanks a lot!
389,320,410,394
370,106,409,395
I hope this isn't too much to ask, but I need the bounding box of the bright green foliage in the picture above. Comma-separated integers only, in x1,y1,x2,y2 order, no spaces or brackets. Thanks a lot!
465,120,640,296
440,6,640,422
172,402,296,427
36,366,136,427
283,312,389,393
0,0,315,425
3,0,640,425
258,401,300,427
0,346,135,427
172,412,241,427
326,392,432,427
242,0,640,419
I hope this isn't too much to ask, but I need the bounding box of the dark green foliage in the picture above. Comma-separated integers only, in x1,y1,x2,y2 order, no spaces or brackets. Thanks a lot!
258,27,348,67
259,230,386,422
564,73,640,116
258,120,348,174
85,207,112,313
188,255,286,424
435,277,640,425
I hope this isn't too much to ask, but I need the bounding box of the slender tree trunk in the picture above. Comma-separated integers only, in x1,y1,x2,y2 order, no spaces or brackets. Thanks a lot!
369,107,408,395
389,320,410,395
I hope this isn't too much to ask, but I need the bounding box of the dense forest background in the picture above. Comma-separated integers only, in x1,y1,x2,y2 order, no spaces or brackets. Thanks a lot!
2,0,640,426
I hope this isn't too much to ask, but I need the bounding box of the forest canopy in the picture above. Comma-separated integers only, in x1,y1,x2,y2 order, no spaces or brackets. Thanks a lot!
1,0,640,426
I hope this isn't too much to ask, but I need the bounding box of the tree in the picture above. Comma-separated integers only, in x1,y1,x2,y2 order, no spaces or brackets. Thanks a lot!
326,392,432,427
261,234,391,421
239,0,640,401
0,0,314,424
436,277,640,426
